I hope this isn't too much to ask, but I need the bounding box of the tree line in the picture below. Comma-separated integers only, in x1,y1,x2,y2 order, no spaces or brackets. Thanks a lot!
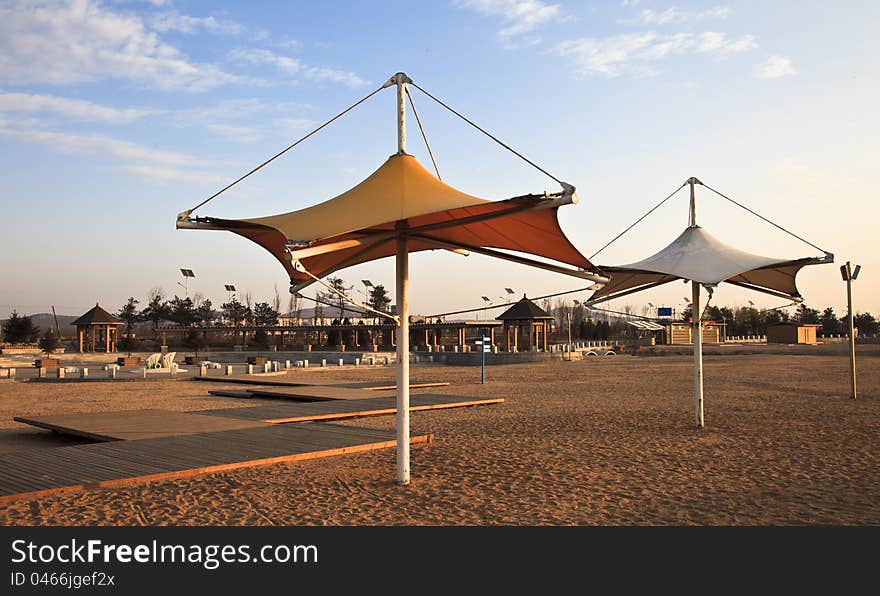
542,299,878,340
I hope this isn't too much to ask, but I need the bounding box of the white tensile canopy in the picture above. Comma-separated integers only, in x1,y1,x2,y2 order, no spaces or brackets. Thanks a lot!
588,177,833,427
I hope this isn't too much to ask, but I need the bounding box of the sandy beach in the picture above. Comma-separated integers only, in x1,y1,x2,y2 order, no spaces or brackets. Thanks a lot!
0,347,877,526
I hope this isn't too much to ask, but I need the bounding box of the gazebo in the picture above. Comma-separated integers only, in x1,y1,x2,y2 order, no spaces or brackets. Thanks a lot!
496,295,554,352
72,303,123,353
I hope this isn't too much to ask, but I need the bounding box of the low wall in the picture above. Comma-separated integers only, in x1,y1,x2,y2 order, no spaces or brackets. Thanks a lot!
0,346,66,355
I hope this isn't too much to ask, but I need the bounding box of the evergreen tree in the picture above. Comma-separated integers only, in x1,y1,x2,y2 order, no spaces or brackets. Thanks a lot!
141,291,171,330
820,307,840,335
853,312,878,336
168,296,197,326
183,328,206,357
253,302,279,326
2,310,40,344
367,284,391,312
795,304,820,324
221,298,250,326
117,297,140,338
38,329,60,356
194,299,216,326
327,277,352,317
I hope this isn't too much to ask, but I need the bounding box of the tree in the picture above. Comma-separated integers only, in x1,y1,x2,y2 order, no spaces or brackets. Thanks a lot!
117,297,140,338
287,291,302,323
2,310,40,344
194,299,216,326
820,307,840,335
367,284,391,313
253,302,279,327
38,329,60,356
795,304,820,324
141,290,171,331
327,277,352,317
853,312,878,336
168,296,197,327
183,328,206,358
222,298,250,326
253,328,271,349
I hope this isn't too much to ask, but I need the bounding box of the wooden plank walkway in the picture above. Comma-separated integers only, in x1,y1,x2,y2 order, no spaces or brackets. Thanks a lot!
193,375,449,390
0,424,432,504
13,410,270,441
196,394,505,424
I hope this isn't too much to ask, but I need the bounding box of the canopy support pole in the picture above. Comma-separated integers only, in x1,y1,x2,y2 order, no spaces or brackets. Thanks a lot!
692,280,704,427
688,177,699,227
394,72,409,154
396,231,411,485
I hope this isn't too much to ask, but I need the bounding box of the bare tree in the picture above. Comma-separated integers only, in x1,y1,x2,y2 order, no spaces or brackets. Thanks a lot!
273,283,281,316
288,291,301,323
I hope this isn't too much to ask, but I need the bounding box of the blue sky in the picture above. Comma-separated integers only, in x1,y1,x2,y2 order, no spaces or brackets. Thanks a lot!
1,0,877,319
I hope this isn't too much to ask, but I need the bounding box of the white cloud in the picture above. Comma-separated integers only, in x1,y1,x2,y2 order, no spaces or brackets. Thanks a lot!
454,0,561,41
555,31,757,77
123,164,226,184
228,48,369,87
755,55,796,79
150,11,246,36
631,6,730,25
0,122,229,183
0,125,205,166
205,123,263,144
274,118,320,133
0,91,152,123
0,0,239,91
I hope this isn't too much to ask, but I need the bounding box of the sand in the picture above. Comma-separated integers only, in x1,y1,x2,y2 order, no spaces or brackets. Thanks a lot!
0,347,877,525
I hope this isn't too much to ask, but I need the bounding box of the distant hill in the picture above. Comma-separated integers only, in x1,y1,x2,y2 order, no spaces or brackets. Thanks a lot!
0,313,78,338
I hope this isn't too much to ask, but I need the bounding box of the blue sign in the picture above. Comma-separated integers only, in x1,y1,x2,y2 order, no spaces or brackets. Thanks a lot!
657,307,673,317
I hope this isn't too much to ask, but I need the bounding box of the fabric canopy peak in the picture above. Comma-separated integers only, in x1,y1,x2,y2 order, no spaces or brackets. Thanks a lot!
180,152,606,293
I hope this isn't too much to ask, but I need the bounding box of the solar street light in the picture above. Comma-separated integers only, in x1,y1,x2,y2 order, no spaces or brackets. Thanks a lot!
178,268,195,297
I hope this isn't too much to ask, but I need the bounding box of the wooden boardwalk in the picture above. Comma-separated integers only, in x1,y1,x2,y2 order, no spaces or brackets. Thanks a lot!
0,424,432,504
13,410,270,441
196,394,505,424
193,375,449,390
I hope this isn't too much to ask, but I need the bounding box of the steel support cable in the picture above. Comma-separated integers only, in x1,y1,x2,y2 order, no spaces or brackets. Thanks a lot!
425,286,590,319
405,88,441,180
292,261,398,323
589,181,688,260
409,82,565,187
699,182,829,255
186,83,389,215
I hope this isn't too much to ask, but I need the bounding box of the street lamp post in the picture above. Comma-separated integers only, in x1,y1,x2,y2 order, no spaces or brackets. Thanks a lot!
179,269,195,298
504,288,515,304
481,296,491,321
841,262,861,399
224,284,236,303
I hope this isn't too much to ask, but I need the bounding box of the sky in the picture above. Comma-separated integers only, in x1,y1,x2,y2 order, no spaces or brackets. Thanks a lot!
1,0,878,320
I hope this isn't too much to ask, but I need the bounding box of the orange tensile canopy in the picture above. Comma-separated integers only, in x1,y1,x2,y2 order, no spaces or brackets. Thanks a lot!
186,153,601,291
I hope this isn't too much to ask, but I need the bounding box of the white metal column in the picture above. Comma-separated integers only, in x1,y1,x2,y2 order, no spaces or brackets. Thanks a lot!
689,178,704,427
394,72,411,484
692,280,704,427
396,233,410,484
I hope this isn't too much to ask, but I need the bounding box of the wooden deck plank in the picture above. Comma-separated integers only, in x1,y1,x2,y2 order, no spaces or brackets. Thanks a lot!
0,424,433,503
197,395,505,424
13,410,270,441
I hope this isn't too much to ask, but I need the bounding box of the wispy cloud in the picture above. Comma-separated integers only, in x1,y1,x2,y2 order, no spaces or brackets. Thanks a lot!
0,0,240,91
123,164,226,184
554,31,757,77
453,0,561,42
0,91,152,123
150,11,247,36
627,6,730,26
755,55,796,79
228,48,369,87
0,121,226,183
